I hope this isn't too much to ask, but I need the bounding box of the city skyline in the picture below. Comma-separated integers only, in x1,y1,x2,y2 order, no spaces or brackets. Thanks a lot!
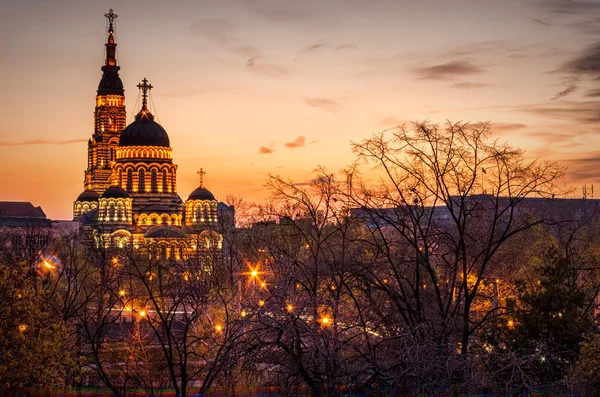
3,0,600,219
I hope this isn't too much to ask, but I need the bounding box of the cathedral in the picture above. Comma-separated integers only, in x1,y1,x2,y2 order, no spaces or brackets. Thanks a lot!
73,10,233,257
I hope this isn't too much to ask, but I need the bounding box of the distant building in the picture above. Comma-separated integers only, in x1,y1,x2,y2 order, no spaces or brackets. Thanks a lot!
72,10,233,258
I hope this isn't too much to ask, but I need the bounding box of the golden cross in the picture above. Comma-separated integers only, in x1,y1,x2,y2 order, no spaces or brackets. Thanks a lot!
197,168,206,188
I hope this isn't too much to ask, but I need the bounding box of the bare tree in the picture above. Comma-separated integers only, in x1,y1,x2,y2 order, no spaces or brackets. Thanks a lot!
349,120,564,363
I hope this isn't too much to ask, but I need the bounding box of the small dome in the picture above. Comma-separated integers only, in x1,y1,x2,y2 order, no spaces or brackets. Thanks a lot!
97,67,124,96
120,110,170,147
76,190,100,202
188,187,215,201
102,185,130,199
144,225,187,238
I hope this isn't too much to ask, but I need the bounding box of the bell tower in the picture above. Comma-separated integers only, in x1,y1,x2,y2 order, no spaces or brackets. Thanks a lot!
84,9,127,193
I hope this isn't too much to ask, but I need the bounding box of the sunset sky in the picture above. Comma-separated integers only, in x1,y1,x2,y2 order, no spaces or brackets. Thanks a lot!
2,0,600,219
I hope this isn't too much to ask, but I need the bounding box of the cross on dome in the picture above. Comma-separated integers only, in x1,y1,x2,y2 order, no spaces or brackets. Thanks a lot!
137,78,153,111
197,168,206,189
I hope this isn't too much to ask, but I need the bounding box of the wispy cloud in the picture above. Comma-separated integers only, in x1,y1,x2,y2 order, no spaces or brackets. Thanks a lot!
522,100,600,123
258,146,275,154
560,42,600,80
0,139,87,146
451,82,489,89
284,136,306,149
550,83,578,100
246,57,288,78
490,123,527,133
562,154,600,181
540,0,600,15
413,60,485,80
305,97,343,113
302,43,357,53
530,17,552,27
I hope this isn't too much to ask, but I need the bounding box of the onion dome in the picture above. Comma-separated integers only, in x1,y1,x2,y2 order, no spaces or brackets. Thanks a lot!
188,187,215,201
102,185,129,199
144,225,187,238
120,78,170,147
77,190,100,202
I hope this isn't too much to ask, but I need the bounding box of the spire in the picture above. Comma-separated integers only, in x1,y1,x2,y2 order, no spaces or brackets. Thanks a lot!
104,9,118,67
135,78,155,121
97,9,124,96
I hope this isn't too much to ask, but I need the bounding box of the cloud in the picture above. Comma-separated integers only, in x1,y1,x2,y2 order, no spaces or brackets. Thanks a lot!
540,0,600,15
490,123,527,133
0,139,87,146
284,136,306,149
302,43,357,52
413,61,485,80
562,154,600,180
522,100,600,123
305,97,343,113
529,17,552,27
258,146,274,154
246,57,288,78
551,84,578,100
585,88,600,97
451,82,489,89
560,41,600,78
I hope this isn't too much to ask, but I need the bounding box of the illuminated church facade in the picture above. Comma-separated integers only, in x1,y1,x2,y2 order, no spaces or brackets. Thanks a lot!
73,10,232,257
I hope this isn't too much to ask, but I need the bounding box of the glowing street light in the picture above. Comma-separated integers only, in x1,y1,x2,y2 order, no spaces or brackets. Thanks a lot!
139,310,146,318
119,290,126,297
42,260,55,270
286,304,293,313
215,324,223,332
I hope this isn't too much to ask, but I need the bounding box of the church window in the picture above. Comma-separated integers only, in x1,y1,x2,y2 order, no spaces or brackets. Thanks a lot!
127,169,133,191
151,169,158,192
162,170,168,192
139,169,145,192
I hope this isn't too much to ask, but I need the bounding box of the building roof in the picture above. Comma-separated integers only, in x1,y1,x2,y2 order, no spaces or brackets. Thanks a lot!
102,185,130,199
0,201,46,218
76,190,101,202
0,201,51,227
188,187,216,201
120,109,170,148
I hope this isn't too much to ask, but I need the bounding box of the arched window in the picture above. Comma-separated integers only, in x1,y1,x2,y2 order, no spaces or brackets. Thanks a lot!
151,169,158,193
118,169,123,188
139,169,145,192
162,170,168,192
127,169,133,191
108,204,115,221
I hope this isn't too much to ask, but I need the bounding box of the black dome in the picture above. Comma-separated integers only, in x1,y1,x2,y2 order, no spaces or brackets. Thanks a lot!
188,187,215,201
97,66,124,96
76,190,100,202
120,110,170,147
102,185,130,199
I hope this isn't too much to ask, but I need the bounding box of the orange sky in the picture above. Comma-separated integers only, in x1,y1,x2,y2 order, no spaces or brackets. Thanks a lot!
2,0,600,219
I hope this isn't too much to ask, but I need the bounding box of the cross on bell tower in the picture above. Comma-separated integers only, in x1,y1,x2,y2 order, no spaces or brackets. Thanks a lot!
137,78,153,110
104,9,118,30
197,168,206,189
